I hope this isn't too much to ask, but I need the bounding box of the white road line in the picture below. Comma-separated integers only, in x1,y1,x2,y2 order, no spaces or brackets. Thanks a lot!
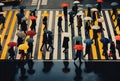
101,12,111,59
37,0,41,10
45,11,53,59
41,0,48,5
32,11,41,59
68,19,73,60
105,10,120,59
53,11,59,60
74,15,78,36
31,0,38,6
81,11,87,59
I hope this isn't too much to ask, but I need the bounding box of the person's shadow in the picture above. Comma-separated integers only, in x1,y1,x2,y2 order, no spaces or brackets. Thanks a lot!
27,59,35,75
62,61,70,73
74,62,82,81
42,60,54,73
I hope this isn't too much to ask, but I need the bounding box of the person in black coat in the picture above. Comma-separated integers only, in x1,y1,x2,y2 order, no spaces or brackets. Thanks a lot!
102,43,109,59
77,15,82,34
8,47,15,60
83,44,91,58
62,37,69,53
58,16,63,32
21,20,27,33
97,2,102,16
0,14,5,30
30,19,36,31
74,50,82,63
72,4,78,15
17,37,24,46
85,20,91,35
69,14,74,26
87,7,91,17
40,32,48,51
27,42,33,59
92,11,96,25
47,34,54,51
43,16,47,30
92,30,98,45
110,41,116,60
63,6,68,17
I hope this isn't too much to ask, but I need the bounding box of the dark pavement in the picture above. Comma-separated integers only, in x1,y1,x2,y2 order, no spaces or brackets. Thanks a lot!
0,60,120,81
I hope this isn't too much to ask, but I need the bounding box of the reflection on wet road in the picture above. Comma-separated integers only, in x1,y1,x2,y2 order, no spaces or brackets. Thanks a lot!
0,60,120,81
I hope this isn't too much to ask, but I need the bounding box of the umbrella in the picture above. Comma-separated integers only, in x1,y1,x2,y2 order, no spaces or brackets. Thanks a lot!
0,3,4,6
85,4,93,8
57,14,64,17
74,45,84,50
18,44,29,50
26,30,36,36
22,17,27,21
26,38,34,43
100,37,110,44
42,11,49,17
92,25,100,30
30,16,37,20
73,36,82,41
8,42,17,47
30,8,36,12
68,10,75,15
16,13,24,18
97,0,103,2
77,11,83,15
110,2,119,6
97,17,104,22
0,12,4,14
61,3,69,7
91,8,98,12
115,35,120,41
84,16,92,21
19,5,26,9
16,31,26,38
84,39,93,45
45,30,53,34
73,1,80,4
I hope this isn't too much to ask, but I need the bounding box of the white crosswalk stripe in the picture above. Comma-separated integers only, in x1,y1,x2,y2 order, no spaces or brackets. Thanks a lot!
31,0,38,6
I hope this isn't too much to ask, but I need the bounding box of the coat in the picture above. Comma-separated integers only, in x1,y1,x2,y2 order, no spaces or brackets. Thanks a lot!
62,37,69,49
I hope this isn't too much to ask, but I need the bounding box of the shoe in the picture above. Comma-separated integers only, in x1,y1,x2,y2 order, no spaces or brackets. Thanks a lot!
40,49,42,51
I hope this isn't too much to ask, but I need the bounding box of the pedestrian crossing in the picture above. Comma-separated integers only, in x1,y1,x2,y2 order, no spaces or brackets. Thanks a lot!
0,9,120,60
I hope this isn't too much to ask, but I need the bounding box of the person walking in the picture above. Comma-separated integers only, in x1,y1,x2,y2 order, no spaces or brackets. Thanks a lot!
62,37,69,53
30,19,36,31
17,37,24,47
85,20,91,36
92,30,98,45
40,32,48,51
47,34,54,51
21,20,27,33
27,42,33,59
69,14,74,26
77,15,82,34
72,4,78,15
43,16,47,30
110,41,116,60
57,16,63,33
92,11,97,25
8,47,15,60
83,44,91,58
102,43,109,59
